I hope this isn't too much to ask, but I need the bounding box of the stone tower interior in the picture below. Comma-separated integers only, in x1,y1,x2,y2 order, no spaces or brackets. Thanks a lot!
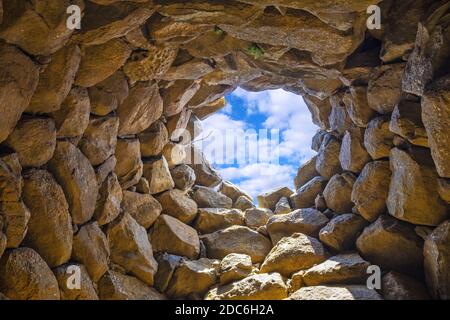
0,0,449,301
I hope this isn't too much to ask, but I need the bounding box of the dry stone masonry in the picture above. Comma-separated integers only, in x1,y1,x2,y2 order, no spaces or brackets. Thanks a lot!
0,0,449,300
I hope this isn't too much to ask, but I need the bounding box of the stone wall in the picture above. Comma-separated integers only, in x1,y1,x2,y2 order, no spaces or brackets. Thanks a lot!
0,0,449,300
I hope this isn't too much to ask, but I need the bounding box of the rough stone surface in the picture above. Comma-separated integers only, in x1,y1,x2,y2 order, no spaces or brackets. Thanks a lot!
192,186,232,209
4,118,56,168
364,116,395,160
115,138,143,190
72,222,110,282
390,99,428,147
422,76,450,178
0,44,39,144
339,127,371,173
424,220,450,300
288,285,382,300
244,208,273,230
52,87,91,139
382,271,430,300
202,226,272,263
323,173,356,214
0,154,22,202
94,173,122,226
99,270,166,300
22,170,72,268
117,81,163,136
351,161,391,222
367,63,404,114
170,164,196,191
290,176,328,209
356,215,424,276
219,253,253,285
54,264,99,300
261,233,328,277
89,71,129,116
206,273,288,300
316,134,342,180
319,214,368,252
0,201,29,249
0,0,448,301
0,248,60,300
48,141,98,225
302,253,371,286
157,189,197,224
387,148,447,226
257,187,293,211
166,258,219,299
220,181,253,204
194,208,245,234
79,116,119,166
142,157,174,195
122,191,162,228
294,156,319,189
267,208,329,245
108,213,158,286
151,214,200,260
28,45,81,113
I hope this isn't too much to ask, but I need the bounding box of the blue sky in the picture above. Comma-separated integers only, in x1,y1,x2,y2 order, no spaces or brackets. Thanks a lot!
195,88,318,200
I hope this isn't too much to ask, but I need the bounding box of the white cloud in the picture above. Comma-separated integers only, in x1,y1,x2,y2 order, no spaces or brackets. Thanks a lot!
196,88,319,200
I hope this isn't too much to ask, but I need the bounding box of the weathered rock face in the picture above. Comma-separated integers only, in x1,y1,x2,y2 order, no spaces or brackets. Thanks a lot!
122,191,162,228
194,208,245,234
4,118,56,168
387,148,447,226
0,248,60,300
390,99,428,147
151,214,200,260
79,117,119,166
319,214,368,252
219,253,253,285
351,161,391,222
367,63,404,114
382,271,430,300
48,141,98,225
1,0,449,301
257,187,293,211
323,173,356,214
99,270,166,301
142,157,174,195
202,226,272,263
290,176,328,209
294,158,319,189
22,170,73,268
356,215,424,276
260,233,328,277
166,258,219,299
72,222,110,282
302,253,370,286
108,213,158,286
339,127,371,173
115,138,143,189
364,116,395,160
315,134,342,180
0,44,39,144
206,273,288,300
266,208,329,245
192,186,232,209
422,76,450,178
424,220,450,300
54,264,99,301
244,208,272,230
289,285,381,300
